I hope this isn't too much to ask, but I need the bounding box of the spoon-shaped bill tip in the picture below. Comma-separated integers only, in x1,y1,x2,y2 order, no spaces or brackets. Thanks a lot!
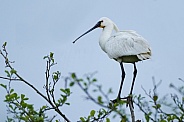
72,40,77,43
73,36,82,43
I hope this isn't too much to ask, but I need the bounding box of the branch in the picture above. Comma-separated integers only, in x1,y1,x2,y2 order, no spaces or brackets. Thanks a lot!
45,60,52,104
0,43,71,122
0,76,20,81
69,73,128,120
128,97,135,122
134,96,156,122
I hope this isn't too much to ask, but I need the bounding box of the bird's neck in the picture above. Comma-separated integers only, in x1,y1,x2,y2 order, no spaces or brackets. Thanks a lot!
99,25,114,52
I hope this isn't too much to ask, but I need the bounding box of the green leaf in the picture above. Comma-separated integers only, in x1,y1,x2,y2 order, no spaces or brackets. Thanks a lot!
51,58,55,63
65,88,70,94
10,89,14,93
5,70,10,77
63,96,67,103
71,73,76,79
97,96,103,104
69,82,75,87
145,112,152,122
0,84,7,89
53,74,58,80
23,97,29,101
152,103,161,109
90,110,95,117
65,103,70,105
83,82,87,87
10,68,17,75
80,117,85,122
78,78,83,82
43,55,48,59
8,104,13,110
106,118,110,122
60,88,71,95
21,94,25,100
21,102,27,108
41,105,47,110
60,88,66,93
3,42,7,47
11,93,18,99
153,95,158,102
50,52,54,58
156,104,161,109
27,104,33,109
92,78,97,82
152,105,156,109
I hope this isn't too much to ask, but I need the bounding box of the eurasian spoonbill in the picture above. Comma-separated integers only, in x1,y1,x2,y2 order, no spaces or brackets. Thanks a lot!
73,17,151,102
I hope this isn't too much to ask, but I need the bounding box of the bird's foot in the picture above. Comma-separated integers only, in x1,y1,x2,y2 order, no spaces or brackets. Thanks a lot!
110,95,134,108
110,98,118,103
110,96,127,104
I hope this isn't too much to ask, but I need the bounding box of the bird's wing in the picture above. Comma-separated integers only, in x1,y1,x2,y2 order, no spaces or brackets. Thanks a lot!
105,30,151,59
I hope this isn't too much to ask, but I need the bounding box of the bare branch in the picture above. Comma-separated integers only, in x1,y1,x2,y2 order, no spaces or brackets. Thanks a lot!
0,76,20,81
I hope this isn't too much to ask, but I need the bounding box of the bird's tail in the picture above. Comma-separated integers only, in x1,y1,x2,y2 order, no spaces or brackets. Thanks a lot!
137,52,151,61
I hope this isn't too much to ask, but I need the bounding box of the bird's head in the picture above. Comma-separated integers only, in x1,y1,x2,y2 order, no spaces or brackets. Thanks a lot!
73,17,119,43
98,17,113,28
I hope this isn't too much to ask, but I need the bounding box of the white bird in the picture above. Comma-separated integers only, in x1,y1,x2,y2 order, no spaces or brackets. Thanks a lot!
73,17,151,102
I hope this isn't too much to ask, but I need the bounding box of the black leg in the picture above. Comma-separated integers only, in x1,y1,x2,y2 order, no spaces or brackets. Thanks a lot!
117,62,126,99
111,62,126,103
126,63,137,108
129,63,137,95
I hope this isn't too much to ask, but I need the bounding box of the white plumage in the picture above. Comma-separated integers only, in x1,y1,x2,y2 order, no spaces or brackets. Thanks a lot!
73,17,152,102
97,17,151,63
104,30,151,63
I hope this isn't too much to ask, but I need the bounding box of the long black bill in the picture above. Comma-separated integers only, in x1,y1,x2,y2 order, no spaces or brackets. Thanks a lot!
73,21,102,43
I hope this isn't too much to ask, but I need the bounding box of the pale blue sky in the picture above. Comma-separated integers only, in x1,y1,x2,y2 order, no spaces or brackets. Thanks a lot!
0,0,184,121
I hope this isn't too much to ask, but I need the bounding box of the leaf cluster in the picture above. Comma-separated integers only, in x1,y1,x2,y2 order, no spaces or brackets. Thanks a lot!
0,42,184,122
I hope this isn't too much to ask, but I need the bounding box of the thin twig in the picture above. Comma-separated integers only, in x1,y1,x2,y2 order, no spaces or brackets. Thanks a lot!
0,76,20,81
0,46,71,122
72,75,126,120
134,98,156,122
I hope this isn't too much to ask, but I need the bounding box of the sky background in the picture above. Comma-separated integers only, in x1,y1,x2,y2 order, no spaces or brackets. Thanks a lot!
0,0,184,121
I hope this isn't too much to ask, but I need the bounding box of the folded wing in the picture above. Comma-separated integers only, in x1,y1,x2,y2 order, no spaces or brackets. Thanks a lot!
105,30,151,61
